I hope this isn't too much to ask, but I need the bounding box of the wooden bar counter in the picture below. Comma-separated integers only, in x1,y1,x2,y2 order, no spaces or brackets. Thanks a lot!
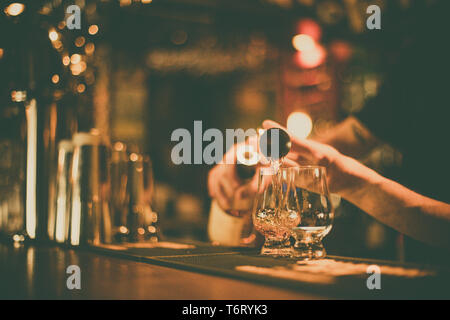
1,241,449,299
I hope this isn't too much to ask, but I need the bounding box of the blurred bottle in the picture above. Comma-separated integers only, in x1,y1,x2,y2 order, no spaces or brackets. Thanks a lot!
0,9,36,241
0,3,69,242
0,89,27,241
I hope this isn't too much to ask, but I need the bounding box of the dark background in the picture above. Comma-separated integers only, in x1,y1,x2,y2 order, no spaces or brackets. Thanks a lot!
0,0,441,261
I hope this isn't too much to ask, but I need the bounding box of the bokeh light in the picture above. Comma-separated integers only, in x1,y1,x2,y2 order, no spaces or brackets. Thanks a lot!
292,34,315,52
62,55,70,66
75,36,86,47
49,30,59,42
287,112,313,139
51,74,60,84
4,3,25,16
76,83,86,93
88,25,99,35
70,54,81,64
85,43,95,55
294,44,326,69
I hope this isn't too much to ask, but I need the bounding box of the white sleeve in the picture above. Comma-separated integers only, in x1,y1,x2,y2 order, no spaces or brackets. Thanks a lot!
207,199,245,246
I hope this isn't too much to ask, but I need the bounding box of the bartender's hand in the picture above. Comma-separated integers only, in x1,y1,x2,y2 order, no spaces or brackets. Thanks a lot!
207,145,240,212
262,120,357,195
207,138,259,215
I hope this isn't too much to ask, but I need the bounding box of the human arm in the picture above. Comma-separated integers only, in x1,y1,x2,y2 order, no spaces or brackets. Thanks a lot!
313,116,380,159
264,120,450,249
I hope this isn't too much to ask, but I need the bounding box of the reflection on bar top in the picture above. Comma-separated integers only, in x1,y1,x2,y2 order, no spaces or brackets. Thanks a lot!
96,242,196,251
236,259,436,284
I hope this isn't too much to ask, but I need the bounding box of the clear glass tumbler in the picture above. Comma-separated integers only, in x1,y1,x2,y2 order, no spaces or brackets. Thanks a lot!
252,167,300,257
288,166,334,260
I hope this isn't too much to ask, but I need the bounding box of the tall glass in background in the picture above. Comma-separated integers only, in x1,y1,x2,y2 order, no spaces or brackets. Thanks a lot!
126,153,159,242
110,142,129,241
126,152,146,242
110,143,159,243
69,131,112,246
50,140,74,243
142,155,159,242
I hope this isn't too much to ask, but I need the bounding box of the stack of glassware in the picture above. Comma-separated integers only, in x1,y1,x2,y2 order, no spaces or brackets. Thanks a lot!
46,132,160,247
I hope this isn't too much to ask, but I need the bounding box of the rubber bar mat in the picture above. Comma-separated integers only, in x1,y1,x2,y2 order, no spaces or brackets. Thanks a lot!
86,242,450,299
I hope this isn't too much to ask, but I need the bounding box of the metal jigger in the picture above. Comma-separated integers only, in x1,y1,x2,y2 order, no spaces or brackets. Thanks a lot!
68,131,112,246
259,128,292,161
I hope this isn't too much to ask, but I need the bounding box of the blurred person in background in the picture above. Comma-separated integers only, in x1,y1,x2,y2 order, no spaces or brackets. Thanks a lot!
208,1,450,263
